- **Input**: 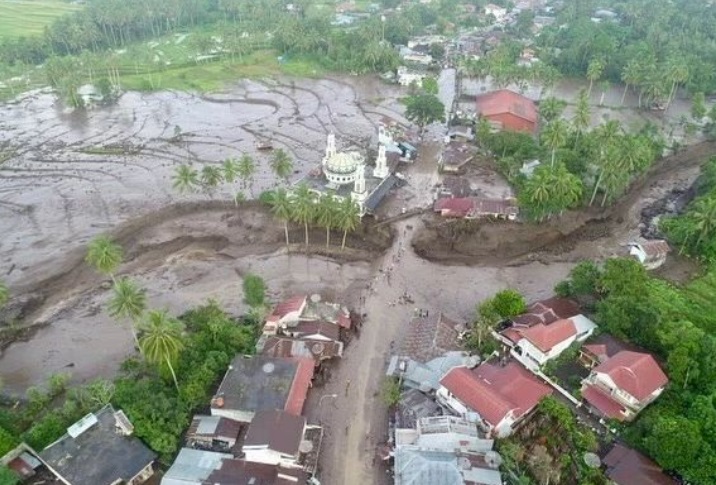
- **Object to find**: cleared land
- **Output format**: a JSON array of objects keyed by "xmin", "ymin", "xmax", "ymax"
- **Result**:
[{"xmin": 0, "ymin": 0, "xmax": 81, "ymax": 39}]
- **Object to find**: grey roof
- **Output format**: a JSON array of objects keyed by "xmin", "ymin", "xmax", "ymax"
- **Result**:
[
  {"xmin": 40, "ymin": 404, "xmax": 155, "ymax": 485},
  {"xmin": 212, "ymin": 355, "xmax": 298, "ymax": 414},
  {"xmin": 394, "ymin": 447, "xmax": 502, "ymax": 485},
  {"xmin": 395, "ymin": 389, "xmax": 441, "ymax": 429},
  {"xmin": 394, "ymin": 448, "xmax": 465, "ymax": 485},
  {"xmin": 387, "ymin": 352, "xmax": 468, "ymax": 392},
  {"xmin": 365, "ymin": 174, "xmax": 401, "ymax": 213},
  {"xmin": 161, "ymin": 448, "xmax": 231, "ymax": 485}
]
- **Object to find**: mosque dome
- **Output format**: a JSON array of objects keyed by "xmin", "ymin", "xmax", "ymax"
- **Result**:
[{"xmin": 323, "ymin": 151, "xmax": 364, "ymax": 185}]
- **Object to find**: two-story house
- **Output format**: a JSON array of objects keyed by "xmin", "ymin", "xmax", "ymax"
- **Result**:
[
  {"xmin": 436, "ymin": 362, "xmax": 552, "ymax": 437},
  {"xmin": 581, "ymin": 350, "xmax": 668, "ymax": 422}
]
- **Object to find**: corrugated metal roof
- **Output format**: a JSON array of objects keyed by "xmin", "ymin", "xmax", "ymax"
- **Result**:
[{"xmin": 161, "ymin": 448, "xmax": 231, "ymax": 485}]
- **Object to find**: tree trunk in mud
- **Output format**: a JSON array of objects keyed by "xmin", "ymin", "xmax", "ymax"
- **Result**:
[
  {"xmin": 165, "ymin": 355, "xmax": 179, "ymax": 393},
  {"xmin": 621, "ymin": 84, "xmax": 628, "ymax": 106},
  {"xmin": 304, "ymin": 223, "xmax": 309, "ymax": 246},
  {"xmin": 590, "ymin": 171, "xmax": 604, "ymax": 206},
  {"xmin": 342, "ymin": 230, "xmax": 348, "ymax": 250},
  {"xmin": 284, "ymin": 221, "xmax": 289, "ymax": 246},
  {"xmin": 326, "ymin": 227, "xmax": 331, "ymax": 248}
]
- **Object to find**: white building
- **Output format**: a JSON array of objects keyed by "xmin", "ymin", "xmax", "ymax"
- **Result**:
[
  {"xmin": 397, "ymin": 66, "xmax": 427, "ymax": 86},
  {"xmin": 299, "ymin": 132, "xmax": 401, "ymax": 216},
  {"xmin": 484, "ymin": 3, "xmax": 508, "ymax": 21},
  {"xmin": 628, "ymin": 240, "xmax": 670, "ymax": 270}
]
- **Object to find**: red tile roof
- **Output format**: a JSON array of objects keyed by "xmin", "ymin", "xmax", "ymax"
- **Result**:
[
  {"xmin": 398, "ymin": 313, "xmax": 462, "ymax": 362},
  {"xmin": 594, "ymin": 351, "xmax": 668, "ymax": 401},
  {"xmin": 511, "ymin": 297, "xmax": 580, "ymax": 327},
  {"xmin": 440, "ymin": 362, "xmax": 552, "ymax": 427},
  {"xmin": 582, "ymin": 385, "xmax": 626, "ymax": 421},
  {"xmin": 520, "ymin": 318, "xmax": 577, "ymax": 352},
  {"xmin": 582, "ymin": 334, "xmax": 631, "ymax": 364},
  {"xmin": 434, "ymin": 197, "xmax": 475, "ymax": 217},
  {"xmin": 284, "ymin": 357, "xmax": 314, "ymax": 416},
  {"xmin": 475, "ymin": 90, "xmax": 538, "ymax": 123},
  {"xmin": 603, "ymin": 444, "xmax": 676, "ymax": 485},
  {"xmin": 267, "ymin": 295, "xmax": 307, "ymax": 323}
]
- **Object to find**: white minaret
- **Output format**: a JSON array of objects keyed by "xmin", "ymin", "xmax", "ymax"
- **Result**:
[
  {"xmin": 373, "ymin": 144, "xmax": 389, "ymax": 179},
  {"xmin": 352, "ymin": 162, "xmax": 368, "ymax": 207},
  {"xmin": 325, "ymin": 132, "xmax": 336, "ymax": 160}
]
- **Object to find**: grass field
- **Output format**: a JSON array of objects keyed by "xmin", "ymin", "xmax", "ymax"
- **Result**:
[{"xmin": 0, "ymin": 0, "xmax": 81, "ymax": 39}]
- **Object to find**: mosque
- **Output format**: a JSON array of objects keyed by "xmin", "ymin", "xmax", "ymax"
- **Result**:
[{"xmin": 300, "ymin": 132, "xmax": 403, "ymax": 217}]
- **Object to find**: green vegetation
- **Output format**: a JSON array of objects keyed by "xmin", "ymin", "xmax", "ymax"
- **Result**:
[
  {"xmin": 466, "ymin": 289, "xmax": 526, "ymax": 355},
  {"xmin": 0, "ymin": 0, "xmax": 81, "ymax": 39},
  {"xmin": 555, "ymin": 257, "xmax": 716, "ymax": 483},
  {"xmin": 662, "ymin": 157, "xmax": 716, "ymax": 262},
  {"xmin": 405, "ymin": 93, "xmax": 445, "ymax": 132},
  {"xmin": 0, "ymin": 465, "xmax": 19, "ymax": 485},
  {"xmin": 381, "ymin": 377, "xmax": 401, "ymax": 406},
  {"xmin": 539, "ymin": 0, "xmax": 716, "ymax": 98},
  {"xmin": 242, "ymin": 274, "xmax": 267, "ymax": 309},
  {"xmin": 265, "ymin": 184, "xmax": 362, "ymax": 251},
  {"xmin": 0, "ymin": 280, "xmax": 8, "ymax": 308},
  {"xmin": 482, "ymin": 111, "xmax": 662, "ymax": 221}
]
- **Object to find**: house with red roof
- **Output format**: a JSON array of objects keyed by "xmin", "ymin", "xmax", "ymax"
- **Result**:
[
  {"xmin": 581, "ymin": 350, "xmax": 668, "ymax": 422},
  {"xmin": 602, "ymin": 443, "xmax": 676, "ymax": 485},
  {"xmin": 475, "ymin": 89, "xmax": 538, "ymax": 134},
  {"xmin": 494, "ymin": 297, "xmax": 596, "ymax": 368},
  {"xmin": 436, "ymin": 362, "xmax": 552, "ymax": 437},
  {"xmin": 263, "ymin": 294, "xmax": 351, "ymax": 337}
]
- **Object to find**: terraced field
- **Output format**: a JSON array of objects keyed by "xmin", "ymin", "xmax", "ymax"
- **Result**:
[{"xmin": 0, "ymin": 0, "xmax": 81, "ymax": 39}]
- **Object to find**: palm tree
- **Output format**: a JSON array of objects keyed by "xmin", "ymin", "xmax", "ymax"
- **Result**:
[
  {"xmin": 572, "ymin": 89, "xmax": 591, "ymax": 139},
  {"xmin": 291, "ymin": 184, "xmax": 316, "ymax": 246},
  {"xmin": 139, "ymin": 309, "xmax": 185, "ymax": 392},
  {"xmin": 620, "ymin": 60, "xmax": 640, "ymax": 106},
  {"xmin": 665, "ymin": 58, "xmax": 689, "ymax": 111},
  {"xmin": 0, "ymin": 280, "xmax": 8, "ymax": 308},
  {"xmin": 236, "ymin": 154, "xmax": 257, "ymax": 195},
  {"xmin": 270, "ymin": 149, "xmax": 294, "ymax": 184},
  {"xmin": 86, "ymin": 235, "xmax": 123, "ymax": 279},
  {"xmin": 269, "ymin": 188, "xmax": 292, "ymax": 245},
  {"xmin": 692, "ymin": 196, "xmax": 716, "ymax": 248},
  {"xmin": 538, "ymin": 97, "xmax": 565, "ymax": 123},
  {"xmin": 551, "ymin": 164, "xmax": 583, "ymax": 212},
  {"xmin": 107, "ymin": 277, "xmax": 146, "ymax": 349},
  {"xmin": 586, "ymin": 58, "xmax": 604, "ymax": 97},
  {"xmin": 475, "ymin": 117, "xmax": 492, "ymax": 148},
  {"xmin": 316, "ymin": 192, "xmax": 337, "ymax": 248},
  {"xmin": 200, "ymin": 165, "xmax": 224, "ymax": 196},
  {"xmin": 172, "ymin": 164, "xmax": 199, "ymax": 194},
  {"xmin": 338, "ymin": 197, "xmax": 361, "ymax": 250},
  {"xmin": 542, "ymin": 119, "xmax": 568, "ymax": 167},
  {"xmin": 222, "ymin": 158, "xmax": 238, "ymax": 184}
]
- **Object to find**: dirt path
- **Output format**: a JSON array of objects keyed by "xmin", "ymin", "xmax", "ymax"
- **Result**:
[{"xmin": 304, "ymin": 218, "xmax": 574, "ymax": 484}]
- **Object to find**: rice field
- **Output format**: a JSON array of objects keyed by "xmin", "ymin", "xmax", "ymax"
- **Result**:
[{"xmin": 0, "ymin": 0, "xmax": 81, "ymax": 39}]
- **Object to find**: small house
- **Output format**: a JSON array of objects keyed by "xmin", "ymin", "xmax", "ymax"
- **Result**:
[
  {"xmin": 628, "ymin": 240, "xmax": 670, "ymax": 270},
  {"xmin": 438, "ymin": 141, "xmax": 477, "ymax": 173},
  {"xmin": 241, "ymin": 410, "xmax": 313, "ymax": 468},
  {"xmin": 161, "ymin": 448, "xmax": 231, "ymax": 485},
  {"xmin": 581, "ymin": 351, "xmax": 668, "ymax": 422},
  {"xmin": 437, "ymin": 362, "xmax": 552, "ymax": 437},
  {"xmin": 475, "ymin": 90, "xmax": 538, "ymax": 134},
  {"xmin": 602, "ymin": 444, "xmax": 676, "ymax": 485},
  {"xmin": 39, "ymin": 405, "xmax": 155, "ymax": 485},
  {"xmin": 186, "ymin": 415, "xmax": 244, "ymax": 452}
]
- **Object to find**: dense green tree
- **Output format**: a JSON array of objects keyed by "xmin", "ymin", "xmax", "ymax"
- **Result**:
[
  {"xmin": 242, "ymin": 274, "xmax": 266, "ymax": 309},
  {"xmin": 586, "ymin": 58, "xmax": 604, "ymax": 97},
  {"xmin": 643, "ymin": 415, "xmax": 703, "ymax": 472},
  {"xmin": 542, "ymin": 119, "xmax": 569, "ymax": 167},
  {"xmin": 404, "ymin": 94, "xmax": 445, "ymax": 132},
  {"xmin": 200, "ymin": 165, "xmax": 223, "ymax": 195},
  {"xmin": 491, "ymin": 289, "xmax": 526, "ymax": 318},
  {"xmin": 337, "ymin": 197, "xmax": 361, "ymax": 250},
  {"xmin": 538, "ymin": 97, "xmax": 566, "ymax": 123},
  {"xmin": 691, "ymin": 92, "xmax": 707, "ymax": 121},
  {"xmin": 222, "ymin": 158, "xmax": 238, "ymax": 184}
]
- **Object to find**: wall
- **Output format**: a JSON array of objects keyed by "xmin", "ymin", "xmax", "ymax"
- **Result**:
[
  {"xmin": 211, "ymin": 408, "xmax": 254, "ymax": 424},
  {"xmin": 486, "ymin": 113, "xmax": 536, "ymax": 134}
]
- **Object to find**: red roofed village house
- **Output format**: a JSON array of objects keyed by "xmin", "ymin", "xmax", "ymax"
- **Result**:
[
  {"xmin": 494, "ymin": 297, "xmax": 596, "ymax": 368},
  {"xmin": 475, "ymin": 89, "xmax": 539, "ymax": 134},
  {"xmin": 581, "ymin": 350, "xmax": 668, "ymax": 422},
  {"xmin": 436, "ymin": 362, "xmax": 552, "ymax": 437}
]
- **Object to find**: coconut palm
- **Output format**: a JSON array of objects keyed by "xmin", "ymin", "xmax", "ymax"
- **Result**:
[
  {"xmin": 692, "ymin": 196, "xmax": 716, "ymax": 248},
  {"xmin": 86, "ymin": 235, "xmax": 123, "ymax": 279},
  {"xmin": 551, "ymin": 164, "xmax": 583, "ymax": 212},
  {"xmin": 138, "ymin": 309, "xmax": 185, "ymax": 392},
  {"xmin": 291, "ymin": 184, "xmax": 316, "ymax": 246},
  {"xmin": 107, "ymin": 277, "xmax": 146, "ymax": 349},
  {"xmin": 475, "ymin": 117, "xmax": 492, "ymax": 147},
  {"xmin": 586, "ymin": 58, "xmax": 604, "ymax": 97},
  {"xmin": 542, "ymin": 119, "xmax": 568, "ymax": 167},
  {"xmin": 316, "ymin": 192, "xmax": 337, "ymax": 248},
  {"xmin": 338, "ymin": 197, "xmax": 361, "ymax": 250},
  {"xmin": 0, "ymin": 280, "xmax": 8, "ymax": 308},
  {"xmin": 665, "ymin": 58, "xmax": 689, "ymax": 111},
  {"xmin": 200, "ymin": 165, "xmax": 224, "ymax": 196},
  {"xmin": 236, "ymin": 154, "xmax": 257, "ymax": 195},
  {"xmin": 222, "ymin": 158, "xmax": 238, "ymax": 184},
  {"xmin": 269, "ymin": 188, "xmax": 292, "ymax": 245},
  {"xmin": 172, "ymin": 164, "xmax": 199, "ymax": 194},
  {"xmin": 572, "ymin": 89, "xmax": 591, "ymax": 139},
  {"xmin": 270, "ymin": 149, "xmax": 294, "ymax": 184},
  {"xmin": 620, "ymin": 60, "xmax": 640, "ymax": 106},
  {"xmin": 538, "ymin": 97, "xmax": 565, "ymax": 123}
]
